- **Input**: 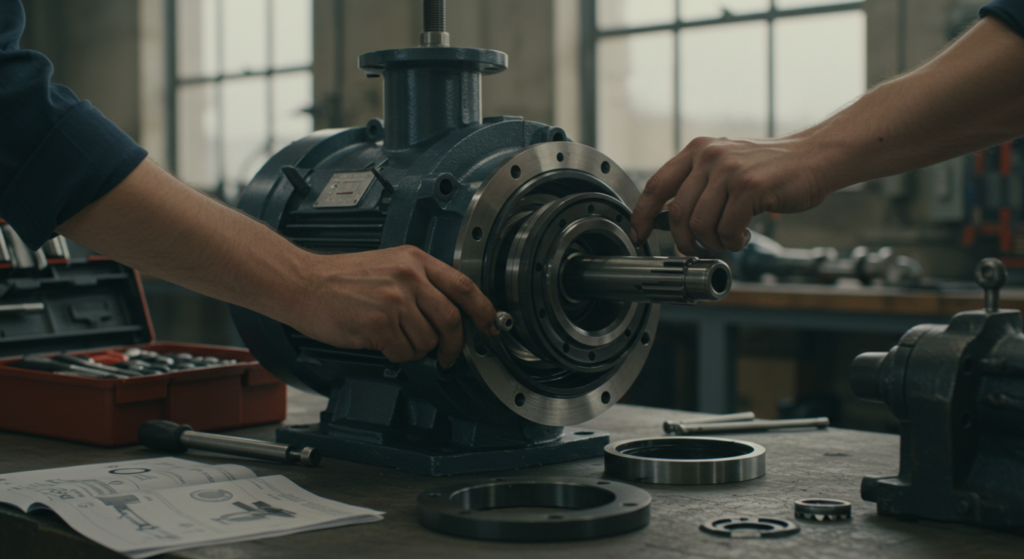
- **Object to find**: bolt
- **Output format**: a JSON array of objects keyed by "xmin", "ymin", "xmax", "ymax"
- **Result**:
[{"xmin": 494, "ymin": 311, "xmax": 514, "ymax": 333}]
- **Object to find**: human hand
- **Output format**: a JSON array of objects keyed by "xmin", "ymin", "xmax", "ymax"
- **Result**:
[
  {"xmin": 287, "ymin": 245, "xmax": 498, "ymax": 369},
  {"xmin": 630, "ymin": 136, "xmax": 832, "ymax": 254}
]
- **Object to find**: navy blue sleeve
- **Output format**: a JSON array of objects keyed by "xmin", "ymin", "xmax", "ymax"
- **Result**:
[
  {"xmin": 0, "ymin": 0, "xmax": 148, "ymax": 250},
  {"xmin": 981, "ymin": 0, "xmax": 1024, "ymax": 39}
]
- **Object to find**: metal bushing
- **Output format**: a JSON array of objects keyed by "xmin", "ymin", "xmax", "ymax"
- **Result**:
[
  {"xmin": 417, "ymin": 476, "xmax": 651, "ymax": 542},
  {"xmin": 794, "ymin": 498, "xmax": 852, "ymax": 521},
  {"xmin": 700, "ymin": 517, "xmax": 800, "ymax": 539},
  {"xmin": 604, "ymin": 437, "xmax": 766, "ymax": 485}
]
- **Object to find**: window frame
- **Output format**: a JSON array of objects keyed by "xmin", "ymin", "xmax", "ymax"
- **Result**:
[
  {"xmin": 579, "ymin": 0, "xmax": 866, "ymax": 151},
  {"xmin": 165, "ymin": 0, "xmax": 314, "ymax": 200}
]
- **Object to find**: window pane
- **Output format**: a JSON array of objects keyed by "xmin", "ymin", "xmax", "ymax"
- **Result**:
[
  {"xmin": 272, "ymin": 71, "xmax": 314, "ymax": 146},
  {"xmin": 596, "ymin": 31, "xmax": 675, "ymax": 175},
  {"xmin": 222, "ymin": 76, "xmax": 269, "ymax": 201},
  {"xmin": 177, "ymin": 82, "xmax": 219, "ymax": 190},
  {"xmin": 775, "ymin": 0, "xmax": 861, "ymax": 9},
  {"xmin": 176, "ymin": 0, "xmax": 218, "ymax": 79},
  {"xmin": 774, "ymin": 10, "xmax": 866, "ymax": 136},
  {"xmin": 680, "ymin": 0, "xmax": 770, "ymax": 22},
  {"xmin": 597, "ymin": 0, "xmax": 675, "ymax": 30},
  {"xmin": 680, "ymin": 21, "xmax": 769, "ymax": 145},
  {"xmin": 271, "ymin": 0, "xmax": 313, "ymax": 68},
  {"xmin": 223, "ymin": 0, "xmax": 268, "ymax": 75}
]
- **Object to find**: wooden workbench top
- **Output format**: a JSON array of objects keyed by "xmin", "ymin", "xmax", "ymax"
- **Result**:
[
  {"xmin": 1, "ymin": 389, "xmax": 1021, "ymax": 558},
  {"xmin": 716, "ymin": 281, "xmax": 1024, "ymax": 316}
]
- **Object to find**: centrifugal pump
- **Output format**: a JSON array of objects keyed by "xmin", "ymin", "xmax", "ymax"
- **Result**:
[{"xmin": 231, "ymin": 0, "xmax": 732, "ymax": 475}]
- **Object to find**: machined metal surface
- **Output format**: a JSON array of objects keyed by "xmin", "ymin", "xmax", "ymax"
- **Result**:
[
  {"xmin": 416, "ymin": 476, "xmax": 651, "ymax": 541},
  {"xmin": 604, "ymin": 436, "xmax": 765, "ymax": 485},
  {"xmin": 663, "ymin": 417, "xmax": 829, "ymax": 435},
  {"xmin": 562, "ymin": 256, "xmax": 731, "ymax": 304},
  {"xmin": 179, "ymin": 431, "xmax": 321, "ymax": 467},
  {"xmin": 794, "ymin": 498, "xmax": 852, "ymax": 521},
  {"xmin": 700, "ymin": 517, "xmax": 800, "ymax": 539}
]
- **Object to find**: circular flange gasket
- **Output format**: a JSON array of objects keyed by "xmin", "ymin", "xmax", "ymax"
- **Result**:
[
  {"xmin": 604, "ymin": 437, "xmax": 766, "ymax": 485},
  {"xmin": 700, "ymin": 517, "xmax": 800, "ymax": 539},
  {"xmin": 794, "ymin": 498, "xmax": 852, "ymax": 521},
  {"xmin": 417, "ymin": 476, "xmax": 651, "ymax": 542}
]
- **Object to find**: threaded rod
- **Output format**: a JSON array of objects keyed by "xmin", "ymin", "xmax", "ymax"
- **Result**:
[{"xmin": 423, "ymin": 0, "xmax": 446, "ymax": 32}]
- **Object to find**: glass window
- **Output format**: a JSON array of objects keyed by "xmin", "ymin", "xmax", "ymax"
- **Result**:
[
  {"xmin": 172, "ymin": 0, "xmax": 314, "ymax": 202},
  {"xmin": 589, "ymin": 0, "xmax": 865, "ymax": 176},
  {"xmin": 596, "ymin": 31, "xmax": 676, "ymax": 174}
]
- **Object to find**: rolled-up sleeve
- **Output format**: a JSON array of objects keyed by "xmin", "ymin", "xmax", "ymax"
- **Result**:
[
  {"xmin": 0, "ymin": 0, "xmax": 147, "ymax": 249},
  {"xmin": 981, "ymin": 0, "xmax": 1024, "ymax": 39}
]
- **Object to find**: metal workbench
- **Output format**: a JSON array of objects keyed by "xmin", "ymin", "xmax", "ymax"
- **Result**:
[{"xmin": 1, "ymin": 388, "xmax": 1021, "ymax": 558}]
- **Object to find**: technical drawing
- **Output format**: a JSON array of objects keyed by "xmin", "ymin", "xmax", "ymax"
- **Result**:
[{"xmin": 212, "ymin": 501, "xmax": 296, "ymax": 524}]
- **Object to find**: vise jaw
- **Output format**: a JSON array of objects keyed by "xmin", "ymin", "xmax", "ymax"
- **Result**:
[{"xmin": 850, "ymin": 258, "xmax": 1024, "ymax": 529}]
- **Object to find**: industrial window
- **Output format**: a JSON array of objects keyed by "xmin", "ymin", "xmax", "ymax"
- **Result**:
[
  {"xmin": 169, "ymin": 0, "xmax": 314, "ymax": 202},
  {"xmin": 584, "ymin": 0, "xmax": 866, "ymax": 178}
]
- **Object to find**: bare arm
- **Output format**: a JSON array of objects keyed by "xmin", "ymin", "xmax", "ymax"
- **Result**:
[
  {"xmin": 56, "ymin": 159, "xmax": 498, "ymax": 368},
  {"xmin": 631, "ymin": 16, "xmax": 1024, "ymax": 253}
]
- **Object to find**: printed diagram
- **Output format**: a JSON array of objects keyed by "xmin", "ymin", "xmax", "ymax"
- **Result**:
[
  {"xmin": 190, "ymin": 489, "xmax": 233, "ymax": 503},
  {"xmin": 213, "ymin": 501, "xmax": 297, "ymax": 524},
  {"xmin": 97, "ymin": 495, "xmax": 158, "ymax": 531}
]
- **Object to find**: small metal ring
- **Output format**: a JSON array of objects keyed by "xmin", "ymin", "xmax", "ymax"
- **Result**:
[
  {"xmin": 794, "ymin": 498, "xmax": 852, "ymax": 521},
  {"xmin": 700, "ymin": 517, "xmax": 800, "ymax": 538},
  {"xmin": 417, "ymin": 476, "xmax": 651, "ymax": 542},
  {"xmin": 604, "ymin": 437, "xmax": 765, "ymax": 485}
]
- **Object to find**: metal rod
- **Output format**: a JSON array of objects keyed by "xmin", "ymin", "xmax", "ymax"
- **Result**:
[
  {"xmin": 180, "ymin": 431, "xmax": 321, "ymax": 466},
  {"xmin": 562, "ymin": 256, "xmax": 732, "ymax": 305},
  {"xmin": 665, "ymin": 417, "xmax": 829, "ymax": 435},
  {"xmin": 663, "ymin": 412, "xmax": 754, "ymax": 432}
]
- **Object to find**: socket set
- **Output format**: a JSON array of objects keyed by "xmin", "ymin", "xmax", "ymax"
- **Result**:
[
  {"xmin": 12, "ymin": 350, "xmax": 241, "ymax": 380},
  {"xmin": 0, "ymin": 223, "xmax": 286, "ymax": 446}
]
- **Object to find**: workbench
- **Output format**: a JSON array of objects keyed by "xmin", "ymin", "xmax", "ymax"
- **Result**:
[
  {"xmin": 663, "ymin": 282, "xmax": 1024, "ymax": 413},
  {"xmin": 2, "ymin": 388, "xmax": 1021, "ymax": 558}
]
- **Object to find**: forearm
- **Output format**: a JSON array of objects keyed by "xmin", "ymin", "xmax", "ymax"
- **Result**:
[
  {"xmin": 803, "ymin": 16, "xmax": 1024, "ymax": 191},
  {"xmin": 56, "ymin": 159, "xmax": 308, "ymax": 324}
]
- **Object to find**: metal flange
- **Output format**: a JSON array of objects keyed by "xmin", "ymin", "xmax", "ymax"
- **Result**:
[
  {"xmin": 417, "ymin": 476, "xmax": 651, "ymax": 541},
  {"xmin": 604, "ymin": 437, "xmax": 766, "ymax": 485}
]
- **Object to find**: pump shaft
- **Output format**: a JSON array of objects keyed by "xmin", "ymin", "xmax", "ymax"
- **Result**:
[{"xmin": 562, "ymin": 256, "xmax": 731, "ymax": 305}]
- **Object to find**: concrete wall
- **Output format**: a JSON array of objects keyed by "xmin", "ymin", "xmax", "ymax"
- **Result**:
[
  {"xmin": 20, "ymin": 0, "xmax": 142, "ymax": 141},
  {"xmin": 311, "ymin": 0, "xmax": 564, "ymax": 133}
]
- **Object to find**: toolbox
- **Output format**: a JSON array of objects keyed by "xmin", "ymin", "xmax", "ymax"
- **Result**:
[{"xmin": 0, "ymin": 228, "xmax": 286, "ymax": 446}]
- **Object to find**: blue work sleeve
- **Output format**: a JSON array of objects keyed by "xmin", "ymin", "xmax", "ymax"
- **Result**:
[
  {"xmin": 981, "ymin": 0, "xmax": 1024, "ymax": 40},
  {"xmin": 0, "ymin": 0, "xmax": 148, "ymax": 250}
]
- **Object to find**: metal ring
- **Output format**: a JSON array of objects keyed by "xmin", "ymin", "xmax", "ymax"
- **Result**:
[
  {"xmin": 417, "ymin": 476, "xmax": 651, "ymax": 542},
  {"xmin": 604, "ymin": 437, "xmax": 766, "ymax": 485},
  {"xmin": 700, "ymin": 517, "xmax": 800, "ymax": 539},
  {"xmin": 794, "ymin": 498, "xmax": 852, "ymax": 521}
]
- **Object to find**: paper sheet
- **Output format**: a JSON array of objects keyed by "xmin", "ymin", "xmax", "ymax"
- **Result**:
[
  {"xmin": 0, "ymin": 457, "xmax": 255, "ymax": 512},
  {"xmin": 44, "ymin": 475, "xmax": 384, "ymax": 558}
]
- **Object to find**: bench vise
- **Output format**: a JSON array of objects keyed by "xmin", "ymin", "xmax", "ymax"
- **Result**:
[{"xmin": 851, "ymin": 258, "xmax": 1024, "ymax": 529}]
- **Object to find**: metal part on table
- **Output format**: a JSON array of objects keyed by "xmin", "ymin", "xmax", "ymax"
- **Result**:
[
  {"xmin": 737, "ymin": 230, "xmax": 923, "ymax": 286},
  {"xmin": 137, "ymin": 420, "xmax": 321, "ymax": 467},
  {"xmin": 851, "ymin": 258, "xmax": 1024, "ymax": 529},
  {"xmin": 662, "ymin": 412, "xmax": 755, "ymax": 429},
  {"xmin": 663, "ymin": 417, "xmax": 829, "ymax": 435},
  {"xmin": 229, "ymin": 0, "xmax": 733, "ymax": 475},
  {"xmin": 700, "ymin": 517, "xmax": 800, "ymax": 538},
  {"xmin": 794, "ymin": 498, "xmax": 852, "ymax": 521},
  {"xmin": 604, "ymin": 437, "xmax": 765, "ymax": 485},
  {"xmin": 416, "ymin": 476, "xmax": 651, "ymax": 542}
]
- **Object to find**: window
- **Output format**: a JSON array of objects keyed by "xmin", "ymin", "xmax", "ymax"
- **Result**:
[
  {"xmin": 585, "ymin": 0, "xmax": 865, "ymax": 178},
  {"xmin": 169, "ymin": 0, "xmax": 314, "ymax": 202}
]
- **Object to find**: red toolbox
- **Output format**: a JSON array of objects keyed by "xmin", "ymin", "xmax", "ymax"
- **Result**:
[{"xmin": 0, "ymin": 232, "xmax": 286, "ymax": 446}]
